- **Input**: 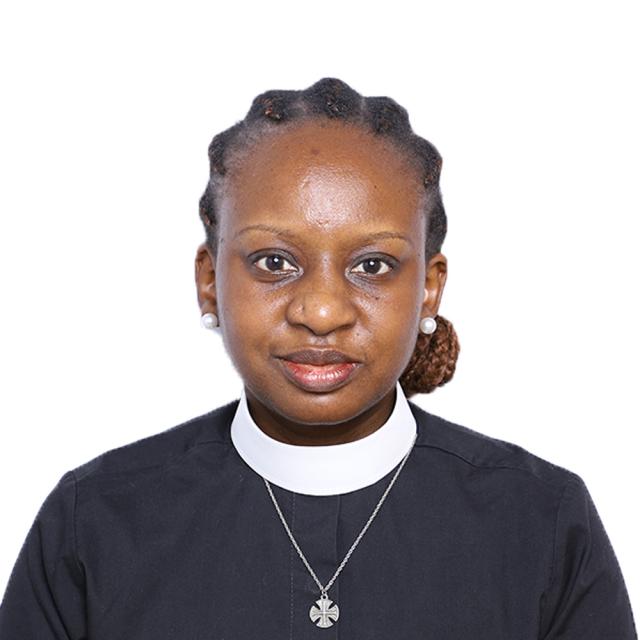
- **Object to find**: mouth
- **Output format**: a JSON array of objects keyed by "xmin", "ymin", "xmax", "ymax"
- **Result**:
[{"xmin": 275, "ymin": 350, "xmax": 362, "ymax": 392}]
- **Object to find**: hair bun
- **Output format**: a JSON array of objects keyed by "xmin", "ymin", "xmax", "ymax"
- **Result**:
[{"xmin": 399, "ymin": 314, "xmax": 460, "ymax": 397}]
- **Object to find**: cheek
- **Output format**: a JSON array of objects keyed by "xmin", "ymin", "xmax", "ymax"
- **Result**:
[
  {"xmin": 355, "ymin": 287, "xmax": 421, "ymax": 366},
  {"xmin": 367, "ymin": 295, "xmax": 419, "ymax": 347},
  {"xmin": 216, "ymin": 271, "xmax": 286, "ymax": 366},
  {"xmin": 363, "ymin": 275, "xmax": 423, "ymax": 356},
  {"xmin": 222, "ymin": 290, "xmax": 274, "ymax": 344},
  {"xmin": 360, "ymin": 267, "xmax": 423, "ymax": 323}
]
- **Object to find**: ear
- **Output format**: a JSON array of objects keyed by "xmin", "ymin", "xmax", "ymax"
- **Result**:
[
  {"xmin": 422, "ymin": 252, "xmax": 448, "ymax": 317},
  {"xmin": 195, "ymin": 242, "xmax": 218, "ymax": 317}
]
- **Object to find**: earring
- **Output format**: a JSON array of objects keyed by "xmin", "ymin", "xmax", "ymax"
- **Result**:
[
  {"xmin": 201, "ymin": 312, "xmax": 219, "ymax": 330},
  {"xmin": 419, "ymin": 316, "xmax": 437, "ymax": 335}
]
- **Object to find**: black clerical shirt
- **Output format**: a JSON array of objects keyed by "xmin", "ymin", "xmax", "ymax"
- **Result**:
[{"xmin": 0, "ymin": 399, "xmax": 637, "ymax": 639}]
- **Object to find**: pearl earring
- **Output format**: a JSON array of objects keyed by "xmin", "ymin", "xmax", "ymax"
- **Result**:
[
  {"xmin": 419, "ymin": 316, "xmax": 437, "ymax": 335},
  {"xmin": 201, "ymin": 312, "xmax": 219, "ymax": 330}
]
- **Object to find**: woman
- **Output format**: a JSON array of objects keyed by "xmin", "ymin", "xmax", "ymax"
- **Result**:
[{"xmin": 0, "ymin": 78, "xmax": 636, "ymax": 638}]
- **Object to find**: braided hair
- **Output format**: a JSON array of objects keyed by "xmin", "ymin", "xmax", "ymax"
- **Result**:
[{"xmin": 198, "ymin": 78, "xmax": 460, "ymax": 397}]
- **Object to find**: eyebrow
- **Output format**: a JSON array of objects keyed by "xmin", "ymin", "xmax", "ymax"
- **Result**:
[{"xmin": 233, "ymin": 224, "xmax": 413, "ymax": 245}]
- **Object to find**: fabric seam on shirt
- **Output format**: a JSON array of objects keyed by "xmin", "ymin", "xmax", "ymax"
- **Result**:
[
  {"xmin": 537, "ymin": 472, "xmax": 578, "ymax": 639},
  {"xmin": 71, "ymin": 406, "xmax": 235, "ymax": 481},
  {"xmin": 69, "ymin": 469, "xmax": 84, "ymax": 577},
  {"xmin": 72, "ymin": 440, "xmax": 228, "ymax": 483},
  {"xmin": 413, "ymin": 443, "xmax": 569, "ymax": 490}
]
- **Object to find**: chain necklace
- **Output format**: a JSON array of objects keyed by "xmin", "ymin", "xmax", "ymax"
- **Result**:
[{"xmin": 263, "ymin": 431, "xmax": 417, "ymax": 628}]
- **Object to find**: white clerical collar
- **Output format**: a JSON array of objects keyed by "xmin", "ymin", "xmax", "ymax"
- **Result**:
[{"xmin": 230, "ymin": 381, "xmax": 417, "ymax": 496}]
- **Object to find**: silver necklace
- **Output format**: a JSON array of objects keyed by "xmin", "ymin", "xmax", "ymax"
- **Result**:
[{"xmin": 263, "ymin": 431, "xmax": 418, "ymax": 628}]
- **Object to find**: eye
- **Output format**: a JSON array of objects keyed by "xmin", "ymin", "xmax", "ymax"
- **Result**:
[
  {"xmin": 351, "ymin": 256, "xmax": 394, "ymax": 276},
  {"xmin": 252, "ymin": 253, "xmax": 298, "ymax": 274}
]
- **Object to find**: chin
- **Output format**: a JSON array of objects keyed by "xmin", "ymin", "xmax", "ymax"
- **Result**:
[{"xmin": 268, "ymin": 386, "xmax": 378, "ymax": 425}]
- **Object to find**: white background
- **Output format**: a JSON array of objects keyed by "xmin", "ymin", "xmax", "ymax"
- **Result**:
[{"xmin": 1, "ymin": 0, "xmax": 638, "ymax": 618}]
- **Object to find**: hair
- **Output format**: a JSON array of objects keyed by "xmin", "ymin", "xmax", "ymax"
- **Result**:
[{"xmin": 198, "ymin": 78, "xmax": 460, "ymax": 397}]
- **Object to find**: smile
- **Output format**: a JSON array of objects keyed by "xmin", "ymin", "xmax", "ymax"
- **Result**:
[{"xmin": 277, "ymin": 359, "xmax": 361, "ymax": 392}]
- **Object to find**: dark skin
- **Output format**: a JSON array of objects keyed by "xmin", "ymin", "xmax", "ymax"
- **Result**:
[{"xmin": 195, "ymin": 119, "xmax": 447, "ymax": 446}]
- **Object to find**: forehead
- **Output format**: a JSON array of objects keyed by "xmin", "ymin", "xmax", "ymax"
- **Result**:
[{"xmin": 217, "ymin": 119, "xmax": 425, "ymax": 239}]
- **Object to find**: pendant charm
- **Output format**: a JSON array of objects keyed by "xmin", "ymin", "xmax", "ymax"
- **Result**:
[{"xmin": 310, "ymin": 592, "xmax": 339, "ymax": 628}]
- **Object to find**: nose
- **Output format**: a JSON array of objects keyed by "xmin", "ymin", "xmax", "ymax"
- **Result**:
[{"xmin": 285, "ymin": 265, "xmax": 358, "ymax": 336}]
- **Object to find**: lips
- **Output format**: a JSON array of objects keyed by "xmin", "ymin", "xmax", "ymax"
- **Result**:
[{"xmin": 276, "ymin": 349, "xmax": 361, "ymax": 392}]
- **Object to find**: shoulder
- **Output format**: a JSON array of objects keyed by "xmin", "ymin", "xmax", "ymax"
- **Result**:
[
  {"xmin": 408, "ymin": 400, "xmax": 577, "ymax": 494},
  {"xmin": 70, "ymin": 399, "xmax": 240, "ymax": 484}
]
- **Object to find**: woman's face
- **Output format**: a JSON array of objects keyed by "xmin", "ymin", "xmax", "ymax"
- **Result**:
[{"xmin": 196, "ymin": 119, "xmax": 447, "ymax": 444}]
